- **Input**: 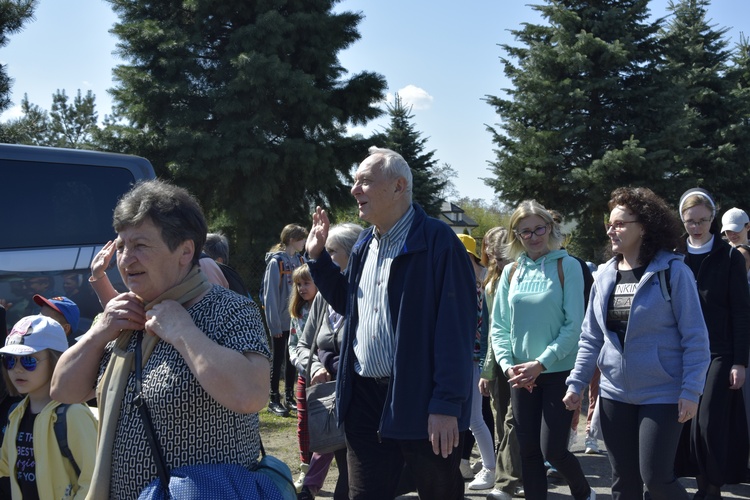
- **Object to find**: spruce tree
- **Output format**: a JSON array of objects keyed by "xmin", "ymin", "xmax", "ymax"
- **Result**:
[
  {"xmin": 0, "ymin": 0, "xmax": 36, "ymax": 117},
  {"xmin": 372, "ymin": 94, "xmax": 446, "ymax": 217},
  {"xmin": 661, "ymin": 0, "xmax": 750, "ymax": 210},
  {"xmin": 104, "ymin": 0, "xmax": 387, "ymax": 257},
  {"xmin": 485, "ymin": 0, "xmax": 679, "ymax": 260}
]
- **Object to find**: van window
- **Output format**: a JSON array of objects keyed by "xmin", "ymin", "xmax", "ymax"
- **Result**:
[
  {"xmin": 0, "ymin": 145, "xmax": 155, "ymax": 336},
  {"xmin": 1, "ymin": 160, "xmax": 134, "ymax": 249}
]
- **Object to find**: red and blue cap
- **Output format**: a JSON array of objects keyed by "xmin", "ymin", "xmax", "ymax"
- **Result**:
[{"xmin": 33, "ymin": 295, "xmax": 80, "ymax": 333}]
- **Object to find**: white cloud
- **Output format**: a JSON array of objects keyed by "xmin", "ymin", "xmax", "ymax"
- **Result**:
[
  {"xmin": 82, "ymin": 80, "xmax": 92, "ymax": 88},
  {"xmin": 0, "ymin": 104, "xmax": 24, "ymax": 121},
  {"xmin": 394, "ymin": 84, "xmax": 434, "ymax": 111}
]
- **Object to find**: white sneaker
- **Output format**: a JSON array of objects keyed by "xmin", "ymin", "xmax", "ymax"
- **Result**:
[
  {"xmin": 486, "ymin": 488, "xmax": 512, "ymax": 500},
  {"xmin": 587, "ymin": 489, "xmax": 596, "ymax": 500},
  {"xmin": 584, "ymin": 435, "xmax": 600, "ymax": 454},
  {"xmin": 568, "ymin": 429, "xmax": 579, "ymax": 450},
  {"xmin": 460, "ymin": 459, "xmax": 474, "ymax": 480},
  {"xmin": 294, "ymin": 462, "xmax": 309, "ymax": 493},
  {"xmin": 468, "ymin": 467, "xmax": 495, "ymax": 490}
]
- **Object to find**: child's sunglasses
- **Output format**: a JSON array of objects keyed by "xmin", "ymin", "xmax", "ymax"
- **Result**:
[{"xmin": 1, "ymin": 355, "xmax": 46, "ymax": 372}]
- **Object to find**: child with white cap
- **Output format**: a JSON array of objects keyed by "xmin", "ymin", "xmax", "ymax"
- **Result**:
[{"xmin": 0, "ymin": 315, "xmax": 96, "ymax": 499}]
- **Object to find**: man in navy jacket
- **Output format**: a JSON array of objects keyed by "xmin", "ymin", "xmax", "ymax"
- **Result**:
[{"xmin": 306, "ymin": 147, "xmax": 475, "ymax": 499}]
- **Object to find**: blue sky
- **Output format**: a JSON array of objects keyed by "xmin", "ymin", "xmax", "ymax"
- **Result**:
[{"xmin": 1, "ymin": 0, "xmax": 748, "ymax": 203}]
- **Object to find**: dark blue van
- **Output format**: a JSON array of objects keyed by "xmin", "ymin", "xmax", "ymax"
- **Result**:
[{"xmin": 0, "ymin": 144, "xmax": 155, "ymax": 333}]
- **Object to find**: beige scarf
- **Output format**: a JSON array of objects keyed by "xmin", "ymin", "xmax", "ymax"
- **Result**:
[{"xmin": 87, "ymin": 266, "xmax": 212, "ymax": 499}]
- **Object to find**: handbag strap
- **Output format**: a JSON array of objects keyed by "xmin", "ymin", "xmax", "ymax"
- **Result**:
[
  {"xmin": 134, "ymin": 331, "xmax": 274, "ymax": 492},
  {"xmin": 134, "ymin": 331, "xmax": 172, "ymax": 498},
  {"xmin": 304, "ymin": 300, "xmax": 328, "ymax": 382}
]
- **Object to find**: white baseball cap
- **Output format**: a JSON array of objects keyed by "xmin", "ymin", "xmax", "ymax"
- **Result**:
[
  {"xmin": 721, "ymin": 207, "xmax": 750, "ymax": 233},
  {"xmin": 0, "ymin": 315, "xmax": 69, "ymax": 356}
]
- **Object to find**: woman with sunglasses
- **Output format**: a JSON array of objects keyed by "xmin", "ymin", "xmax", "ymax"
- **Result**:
[
  {"xmin": 0, "ymin": 314, "xmax": 96, "ymax": 499},
  {"xmin": 490, "ymin": 200, "xmax": 593, "ymax": 500},
  {"xmin": 565, "ymin": 187, "xmax": 710, "ymax": 500},
  {"xmin": 672, "ymin": 189, "xmax": 750, "ymax": 500}
]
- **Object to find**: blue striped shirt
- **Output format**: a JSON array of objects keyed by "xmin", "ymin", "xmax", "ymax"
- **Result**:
[{"xmin": 354, "ymin": 206, "xmax": 415, "ymax": 377}]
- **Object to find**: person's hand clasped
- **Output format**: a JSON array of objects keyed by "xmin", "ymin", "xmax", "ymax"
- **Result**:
[
  {"xmin": 428, "ymin": 414, "xmax": 459, "ymax": 458},
  {"xmin": 507, "ymin": 360, "xmax": 543, "ymax": 392},
  {"xmin": 305, "ymin": 206, "xmax": 330, "ymax": 260},
  {"xmin": 677, "ymin": 398, "xmax": 698, "ymax": 423}
]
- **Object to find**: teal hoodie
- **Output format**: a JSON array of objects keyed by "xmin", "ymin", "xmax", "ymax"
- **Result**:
[{"xmin": 491, "ymin": 249, "xmax": 585, "ymax": 375}]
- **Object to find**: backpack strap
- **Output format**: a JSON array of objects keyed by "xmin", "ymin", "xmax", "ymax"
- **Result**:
[
  {"xmin": 54, "ymin": 404, "xmax": 81, "ymax": 478},
  {"xmin": 658, "ymin": 265, "xmax": 672, "ymax": 303},
  {"xmin": 507, "ymin": 262, "xmax": 518, "ymax": 285}
]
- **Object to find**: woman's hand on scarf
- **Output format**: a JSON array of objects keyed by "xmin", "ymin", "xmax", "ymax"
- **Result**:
[
  {"xmin": 94, "ymin": 292, "xmax": 146, "ymax": 340},
  {"xmin": 145, "ymin": 300, "xmax": 199, "ymax": 345}
]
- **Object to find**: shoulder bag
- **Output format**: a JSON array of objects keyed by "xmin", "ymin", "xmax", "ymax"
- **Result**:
[
  {"xmin": 305, "ymin": 306, "xmax": 347, "ymax": 454},
  {"xmin": 133, "ymin": 331, "xmax": 295, "ymax": 500}
]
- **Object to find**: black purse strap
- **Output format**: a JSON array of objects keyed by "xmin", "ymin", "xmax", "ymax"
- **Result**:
[
  {"xmin": 134, "ymin": 331, "xmax": 172, "ymax": 498},
  {"xmin": 133, "ymin": 330, "xmax": 271, "ymax": 491}
]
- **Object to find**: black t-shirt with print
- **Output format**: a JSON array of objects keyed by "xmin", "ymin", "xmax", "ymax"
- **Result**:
[
  {"xmin": 16, "ymin": 405, "xmax": 39, "ymax": 500},
  {"xmin": 607, "ymin": 265, "xmax": 646, "ymax": 349}
]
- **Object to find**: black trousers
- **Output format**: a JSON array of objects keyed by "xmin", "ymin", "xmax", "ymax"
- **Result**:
[
  {"xmin": 344, "ymin": 373, "xmax": 464, "ymax": 500},
  {"xmin": 600, "ymin": 397, "xmax": 689, "ymax": 500},
  {"xmin": 511, "ymin": 370, "xmax": 590, "ymax": 500},
  {"xmin": 270, "ymin": 331, "xmax": 295, "ymax": 394}
]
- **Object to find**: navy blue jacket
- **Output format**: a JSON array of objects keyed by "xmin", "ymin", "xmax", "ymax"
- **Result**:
[{"xmin": 308, "ymin": 204, "xmax": 476, "ymax": 439}]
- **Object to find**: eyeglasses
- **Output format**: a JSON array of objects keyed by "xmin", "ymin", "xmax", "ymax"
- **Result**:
[
  {"xmin": 514, "ymin": 224, "xmax": 549, "ymax": 240},
  {"xmin": 1, "ymin": 355, "xmax": 47, "ymax": 372},
  {"xmin": 683, "ymin": 218, "xmax": 712, "ymax": 227},
  {"xmin": 604, "ymin": 220, "xmax": 639, "ymax": 231}
]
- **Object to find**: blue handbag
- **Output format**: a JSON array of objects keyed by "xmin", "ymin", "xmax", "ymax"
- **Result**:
[{"xmin": 133, "ymin": 332, "xmax": 295, "ymax": 499}]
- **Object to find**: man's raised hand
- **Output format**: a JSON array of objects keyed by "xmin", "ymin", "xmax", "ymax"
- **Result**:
[{"xmin": 306, "ymin": 206, "xmax": 330, "ymax": 260}]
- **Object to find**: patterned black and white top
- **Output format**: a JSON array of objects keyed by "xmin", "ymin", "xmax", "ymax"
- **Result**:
[{"xmin": 96, "ymin": 286, "xmax": 272, "ymax": 499}]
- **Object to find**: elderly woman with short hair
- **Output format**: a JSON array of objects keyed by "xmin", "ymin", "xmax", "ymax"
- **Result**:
[{"xmin": 51, "ymin": 179, "xmax": 271, "ymax": 499}]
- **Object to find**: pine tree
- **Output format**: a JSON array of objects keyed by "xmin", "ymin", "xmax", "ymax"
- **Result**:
[
  {"xmin": 722, "ymin": 34, "xmax": 750, "ymax": 210},
  {"xmin": 103, "ymin": 0, "xmax": 387, "ymax": 257},
  {"xmin": 660, "ymin": 0, "xmax": 745, "ymax": 207},
  {"xmin": 0, "ymin": 0, "xmax": 35, "ymax": 115},
  {"xmin": 372, "ymin": 94, "xmax": 446, "ymax": 216},
  {"xmin": 485, "ymin": 0, "xmax": 681, "ymax": 260},
  {"xmin": 2, "ymin": 90, "xmax": 99, "ymax": 148}
]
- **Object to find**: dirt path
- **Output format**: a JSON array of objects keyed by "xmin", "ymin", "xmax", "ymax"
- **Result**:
[{"xmin": 260, "ymin": 389, "xmax": 750, "ymax": 499}]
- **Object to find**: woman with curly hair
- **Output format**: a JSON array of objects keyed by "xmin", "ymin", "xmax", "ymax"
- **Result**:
[{"xmin": 565, "ymin": 187, "xmax": 710, "ymax": 500}]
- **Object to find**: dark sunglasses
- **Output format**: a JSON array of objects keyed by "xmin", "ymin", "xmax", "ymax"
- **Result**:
[{"xmin": 1, "ymin": 355, "xmax": 47, "ymax": 372}]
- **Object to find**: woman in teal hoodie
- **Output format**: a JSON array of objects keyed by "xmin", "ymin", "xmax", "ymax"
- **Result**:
[{"xmin": 491, "ymin": 200, "xmax": 593, "ymax": 500}]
